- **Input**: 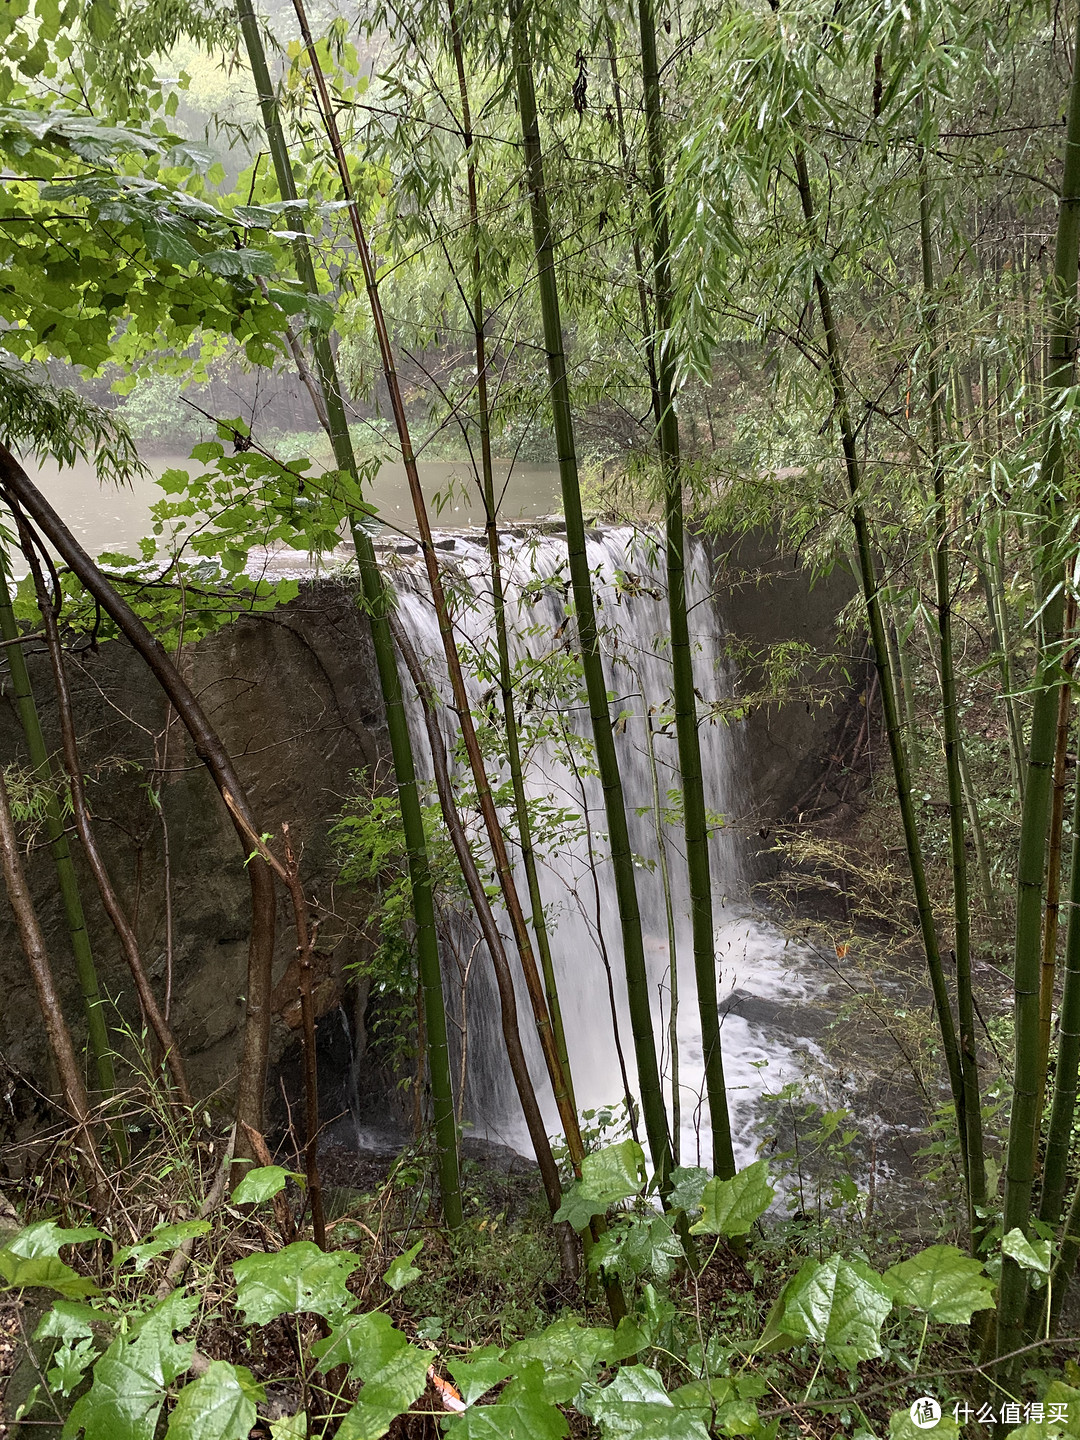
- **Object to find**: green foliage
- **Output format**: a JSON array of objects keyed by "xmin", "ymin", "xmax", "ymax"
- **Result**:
[
  {"xmin": 0, "ymin": 1222, "xmax": 105, "ymax": 1298},
  {"xmin": 232, "ymin": 1242, "xmax": 363, "ymax": 1323},
  {"xmin": 164, "ymin": 1362, "xmax": 263, "ymax": 1440},
  {"xmin": 759, "ymin": 1254, "xmax": 894, "ymax": 1366},
  {"xmin": 554, "ymin": 1139, "xmax": 645, "ymax": 1229},
  {"xmin": 230, "ymin": 1165, "xmax": 295, "ymax": 1206},
  {"xmin": 884, "ymin": 1245, "xmax": 996, "ymax": 1324},
  {"xmin": 383, "ymin": 1239, "xmax": 423, "ymax": 1293},
  {"xmin": 689, "ymin": 1160, "xmax": 775, "ymax": 1237}
]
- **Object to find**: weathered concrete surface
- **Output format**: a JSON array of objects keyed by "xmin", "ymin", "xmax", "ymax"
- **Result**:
[
  {"xmin": 0, "ymin": 534, "xmax": 854, "ymax": 1159},
  {"xmin": 707, "ymin": 527, "xmax": 859, "ymax": 826},
  {"xmin": 0, "ymin": 582, "xmax": 387, "ymax": 1160}
]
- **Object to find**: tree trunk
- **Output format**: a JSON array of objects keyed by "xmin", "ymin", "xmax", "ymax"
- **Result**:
[
  {"xmin": 508, "ymin": 0, "xmax": 672, "ymax": 1186},
  {"xmin": 20, "ymin": 520, "xmax": 193, "ymax": 1109},
  {"xmin": 996, "ymin": 0, "xmax": 1080, "ymax": 1359},
  {"xmin": 236, "ymin": 0, "xmax": 463, "ymax": 1227},
  {"xmin": 0, "ymin": 444, "xmax": 277, "ymax": 1156},
  {"xmin": 0, "ymin": 549, "xmax": 117, "ymax": 1113},
  {"xmin": 637, "ymin": 0, "xmax": 735, "ymax": 1180},
  {"xmin": 0, "ymin": 765, "xmax": 108, "ymax": 1214}
]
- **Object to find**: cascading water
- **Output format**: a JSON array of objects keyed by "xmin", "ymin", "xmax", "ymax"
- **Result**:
[{"xmin": 387, "ymin": 524, "xmax": 816, "ymax": 1169}]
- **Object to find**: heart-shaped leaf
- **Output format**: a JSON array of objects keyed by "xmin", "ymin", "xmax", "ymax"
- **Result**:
[
  {"xmin": 233, "ymin": 1242, "xmax": 361, "ymax": 1323},
  {"xmin": 884, "ymin": 1245, "xmax": 995, "ymax": 1324},
  {"xmin": 690, "ymin": 1161, "xmax": 774, "ymax": 1238}
]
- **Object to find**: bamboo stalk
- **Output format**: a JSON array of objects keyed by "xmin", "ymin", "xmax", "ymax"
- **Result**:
[
  {"xmin": 918, "ymin": 148, "xmax": 986, "ymax": 1231},
  {"xmin": 0, "ymin": 765, "xmax": 108, "ymax": 1214},
  {"xmin": 787, "ymin": 138, "xmax": 969, "ymax": 1202},
  {"xmin": 637, "ymin": 0, "xmax": 734, "ymax": 1180},
  {"xmin": 19, "ymin": 519, "xmax": 194, "ymax": 1110},
  {"xmin": 235, "ymin": 0, "xmax": 463, "ymax": 1227},
  {"xmin": 0, "ymin": 548, "xmax": 118, "ymax": 1112},
  {"xmin": 445, "ymin": 0, "xmax": 574, "ymax": 1105},
  {"xmin": 996, "ymin": 0, "xmax": 1080, "ymax": 1360},
  {"xmin": 0, "ymin": 444, "xmax": 278, "ymax": 1154},
  {"xmin": 290, "ymin": 0, "xmax": 587, "ymax": 1177},
  {"xmin": 1037, "ymin": 594, "xmax": 1077, "ymax": 1103},
  {"xmin": 1041, "ymin": 744, "xmax": 1080, "ymax": 1232},
  {"xmin": 507, "ymin": 0, "xmax": 673, "ymax": 1186},
  {"xmin": 389, "ymin": 615, "xmax": 575, "ymax": 1256}
]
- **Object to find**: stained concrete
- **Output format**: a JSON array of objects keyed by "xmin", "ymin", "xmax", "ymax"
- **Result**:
[{"xmin": 0, "ymin": 530, "xmax": 855, "ymax": 1159}]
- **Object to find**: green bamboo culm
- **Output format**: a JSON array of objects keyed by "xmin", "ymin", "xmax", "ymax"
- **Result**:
[
  {"xmin": 508, "ymin": 0, "xmax": 673, "ymax": 1185},
  {"xmin": 788, "ymin": 133, "xmax": 970, "ymax": 1202},
  {"xmin": 918, "ymin": 146, "xmax": 986, "ymax": 1240},
  {"xmin": 235, "ymin": 0, "xmax": 463, "ymax": 1230},
  {"xmin": 996, "ymin": 0, "xmax": 1080, "ymax": 1360},
  {"xmin": 1041, "ymin": 767, "xmax": 1080, "ymax": 1233},
  {"xmin": 446, "ymin": 0, "xmax": 574, "ymax": 1104},
  {"xmin": 637, "ymin": 0, "xmax": 735, "ymax": 1181},
  {"xmin": 0, "ymin": 548, "xmax": 120, "ymax": 1124}
]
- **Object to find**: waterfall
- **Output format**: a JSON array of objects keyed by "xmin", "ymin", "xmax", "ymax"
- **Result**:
[{"xmin": 386, "ymin": 524, "xmax": 811, "ymax": 1170}]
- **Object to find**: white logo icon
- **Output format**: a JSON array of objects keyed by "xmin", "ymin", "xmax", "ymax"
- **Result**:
[{"xmin": 910, "ymin": 1398, "xmax": 942, "ymax": 1429}]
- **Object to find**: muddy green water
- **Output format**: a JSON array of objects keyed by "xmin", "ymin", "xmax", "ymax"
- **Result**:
[{"xmin": 19, "ymin": 452, "xmax": 563, "ymax": 566}]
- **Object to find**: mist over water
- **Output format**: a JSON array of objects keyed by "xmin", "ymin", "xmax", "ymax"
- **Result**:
[{"xmin": 389, "ymin": 526, "xmax": 812, "ymax": 1168}]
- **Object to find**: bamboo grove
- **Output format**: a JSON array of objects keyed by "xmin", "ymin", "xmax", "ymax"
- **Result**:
[{"xmin": 3, "ymin": 0, "xmax": 1080, "ymax": 1388}]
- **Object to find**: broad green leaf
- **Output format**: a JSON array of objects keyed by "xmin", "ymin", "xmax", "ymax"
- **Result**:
[
  {"xmin": 554, "ymin": 1140, "xmax": 645, "ymax": 1229},
  {"xmin": 383, "ymin": 1239, "xmax": 422, "ymax": 1292},
  {"xmin": 1002, "ymin": 1228, "xmax": 1052, "ymax": 1280},
  {"xmin": 269, "ymin": 1415, "xmax": 308, "ymax": 1440},
  {"xmin": 333, "ymin": 1342, "xmax": 431, "ymax": 1440},
  {"xmin": 587, "ymin": 1365, "xmax": 711, "ymax": 1439},
  {"xmin": 166, "ymin": 1361, "xmax": 264, "ymax": 1440},
  {"xmin": 690, "ymin": 1161, "xmax": 774, "ymax": 1237},
  {"xmin": 668, "ymin": 1167, "xmax": 710, "ymax": 1213},
  {"xmin": 49, "ymin": 1337, "xmax": 97, "ymax": 1395},
  {"xmin": 763, "ymin": 1255, "xmax": 893, "ymax": 1366},
  {"xmin": 63, "ymin": 1292, "xmax": 196, "ymax": 1440},
  {"xmin": 884, "ymin": 1245, "xmax": 995, "ymax": 1324},
  {"xmin": 312, "ymin": 1311, "xmax": 409, "ymax": 1379},
  {"xmin": 34, "ymin": 1301, "xmax": 106, "ymax": 1342},
  {"xmin": 507, "ymin": 1317, "xmax": 619, "ymax": 1402},
  {"xmin": 672, "ymin": 1379, "xmax": 760, "ymax": 1437},
  {"xmin": 231, "ymin": 1166, "xmax": 294, "ymax": 1205},
  {"xmin": 447, "ymin": 1354, "xmax": 511, "ymax": 1406},
  {"xmin": 889, "ymin": 1405, "xmax": 960, "ymax": 1440},
  {"xmin": 0, "ymin": 1222, "xmax": 104, "ymax": 1297},
  {"xmin": 233, "ymin": 1242, "xmax": 361, "ymax": 1323},
  {"xmin": 590, "ymin": 1215, "xmax": 683, "ymax": 1282},
  {"xmin": 448, "ymin": 1366, "xmax": 568, "ymax": 1438},
  {"xmin": 115, "ymin": 1221, "xmax": 210, "ymax": 1273}
]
